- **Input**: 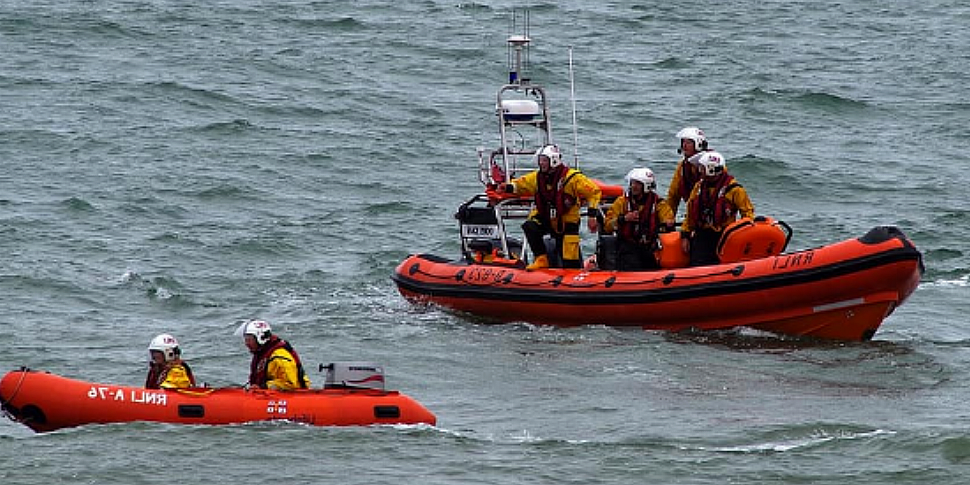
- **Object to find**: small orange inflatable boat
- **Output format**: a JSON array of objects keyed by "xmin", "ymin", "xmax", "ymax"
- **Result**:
[{"xmin": 1, "ymin": 366, "xmax": 436, "ymax": 433}]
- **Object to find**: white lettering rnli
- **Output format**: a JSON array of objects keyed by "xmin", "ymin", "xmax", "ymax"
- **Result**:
[{"xmin": 130, "ymin": 389, "xmax": 168, "ymax": 406}]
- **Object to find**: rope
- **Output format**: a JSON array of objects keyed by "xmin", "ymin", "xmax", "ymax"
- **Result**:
[
  {"xmin": 0, "ymin": 367, "xmax": 29, "ymax": 421},
  {"xmin": 174, "ymin": 388, "xmax": 217, "ymax": 397},
  {"xmin": 406, "ymin": 259, "xmax": 744, "ymax": 290}
]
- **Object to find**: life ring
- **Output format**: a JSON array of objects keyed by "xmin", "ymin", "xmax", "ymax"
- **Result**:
[{"xmin": 717, "ymin": 216, "xmax": 792, "ymax": 263}]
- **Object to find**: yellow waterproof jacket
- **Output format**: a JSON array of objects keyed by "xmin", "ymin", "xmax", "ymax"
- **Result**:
[
  {"xmin": 680, "ymin": 179, "xmax": 755, "ymax": 233},
  {"xmin": 511, "ymin": 168, "xmax": 602, "ymax": 227},
  {"xmin": 604, "ymin": 194, "xmax": 674, "ymax": 234},
  {"xmin": 159, "ymin": 364, "xmax": 194, "ymax": 389},
  {"xmin": 665, "ymin": 157, "xmax": 702, "ymax": 216},
  {"xmin": 265, "ymin": 348, "xmax": 312, "ymax": 391},
  {"xmin": 146, "ymin": 361, "xmax": 195, "ymax": 389}
]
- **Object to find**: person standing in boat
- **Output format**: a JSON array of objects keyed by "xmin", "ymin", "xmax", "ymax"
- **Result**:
[
  {"xmin": 238, "ymin": 319, "xmax": 310, "ymax": 390},
  {"xmin": 665, "ymin": 126, "xmax": 710, "ymax": 219},
  {"xmin": 145, "ymin": 333, "xmax": 197, "ymax": 389},
  {"xmin": 680, "ymin": 151, "xmax": 755, "ymax": 266},
  {"xmin": 495, "ymin": 144, "xmax": 602, "ymax": 271},
  {"xmin": 603, "ymin": 167, "xmax": 675, "ymax": 270}
]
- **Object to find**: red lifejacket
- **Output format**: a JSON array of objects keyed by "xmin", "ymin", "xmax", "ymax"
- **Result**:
[
  {"xmin": 249, "ymin": 336, "xmax": 309, "ymax": 389},
  {"xmin": 619, "ymin": 191, "xmax": 661, "ymax": 248},
  {"xmin": 145, "ymin": 360, "xmax": 196, "ymax": 389},
  {"xmin": 677, "ymin": 158, "xmax": 702, "ymax": 202},
  {"xmin": 535, "ymin": 165, "xmax": 579, "ymax": 233},
  {"xmin": 687, "ymin": 174, "xmax": 741, "ymax": 230}
]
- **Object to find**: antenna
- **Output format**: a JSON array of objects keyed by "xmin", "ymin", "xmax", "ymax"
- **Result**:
[
  {"xmin": 507, "ymin": 11, "xmax": 531, "ymax": 85},
  {"xmin": 568, "ymin": 46, "xmax": 580, "ymax": 169}
]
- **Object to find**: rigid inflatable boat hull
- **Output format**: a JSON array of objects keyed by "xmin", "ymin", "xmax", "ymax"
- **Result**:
[{"xmin": 393, "ymin": 226, "xmax": 923, "ymax": 341}]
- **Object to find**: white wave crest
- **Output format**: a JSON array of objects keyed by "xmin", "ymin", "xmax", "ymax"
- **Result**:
[
  {"xmin": 924, "ymin": 275, "xmax": 969, "ymax": 288},
  {"xmin": 695, "ymin": 428, "xmax": 895, "ymax": 453}
]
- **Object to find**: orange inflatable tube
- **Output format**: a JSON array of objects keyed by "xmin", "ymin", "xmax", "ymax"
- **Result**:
[
  {"xmin": 592, "ymin": 179, "xmax": 624, "ymax": 200},
  {"xmin": 0, "ymin": 369, "xmax": 436, "ymax": 433},
  {"xmin": 393, "ymin": 225, "xmax": 923, "ymax": 341}
]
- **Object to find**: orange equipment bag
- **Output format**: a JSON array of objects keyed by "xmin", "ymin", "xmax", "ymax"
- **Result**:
[
  {"xmin": 717, "ymin": 216, "xmax": 793, "ymax": 263},
  {"xmin": 655, "ymin": 231, "xmax": 690, "ymax": 269}
]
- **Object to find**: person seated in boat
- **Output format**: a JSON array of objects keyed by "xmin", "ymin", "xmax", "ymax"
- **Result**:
[
  {"xmin": 494, "ymin": 144, "xmax": 602, "ymax": 271},
  {"xmin": 239, "ymin": 319, "xmax": 310, "ymax": 391},
  {"xmin": 680, "ymin": 151, "xmax": 755, "ymax": 266},
  {"xmin": 145, "ymin": 333, "xmax": 197, "ymax": 389},
  {"xmin": 665, "ymin": 126, "xmax": 711, "ymax": 220},
  {"xmin": 603, "ymin": 167, "xmax": 675, "ymax": 271}
]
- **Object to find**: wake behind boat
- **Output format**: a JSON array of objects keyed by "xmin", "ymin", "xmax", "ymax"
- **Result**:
[
  {"xmin": 391, "ymin": 30, "xmax": 924, "ymax": 341},
  {"xmin": 1, "ymin": 364, "xmax": 436, "ymax": 433}
]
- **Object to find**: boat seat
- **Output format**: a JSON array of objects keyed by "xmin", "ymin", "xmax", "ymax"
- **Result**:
[
  {"xmin": 457, "ymin": 204, "xmax": 523, "ymax": 261},
  {"xmin": 458, "ymin": 206, "xmax": 501, "ymax": 254},
  {"xmin": 457, "ymin": 205, "xmax": 499, "ymax": 226},
  {"xmin": 468, "ymin": 239, "xmax": 494, "ymax": 253},
  {"xmin": 542, "ymin": 235, "xmax": 582, "ymax": 269},
  {"xmin": 595, "ymin": 235, "xmax": 619, "ymax": 270}
]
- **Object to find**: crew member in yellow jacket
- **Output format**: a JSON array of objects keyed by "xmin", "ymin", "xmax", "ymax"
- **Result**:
[
  {"xmin": 680, "ymin": 151, "xmax": 755, "ymax": 266},
  {"xmin": 239, "ymin": 319, "xmax": 311, "ymax": 390},
  {"xmin": 496, "ymin": 144, "xmax": 602, "ymax": 270},
  {"xmin": 665, "ymin": 126, "xmax": 709, "ymax": 218},
  {"xmin": 603, "ymin": 167, "xmax": 675, "ymax": 270},
  {"xmin": 145, "ymin": 333, "xmax": 197, "ymax": 389}
]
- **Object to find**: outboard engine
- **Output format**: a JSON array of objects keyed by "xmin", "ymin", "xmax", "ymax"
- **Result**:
[{"xmin": 320, "ymin": 362, "xmax": 386, "ymax": 391}]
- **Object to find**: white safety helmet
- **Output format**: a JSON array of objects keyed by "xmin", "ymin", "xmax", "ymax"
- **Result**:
[
  {"xmin": 676, "ymin": 126, "xmax": 708, "ymax": 152},
  {"xmin": 241, "ymin": 319, "xmax": 272, "ymax": 345},
  {"xmin": 624, "ymin": 167, "xmax": 657, "ymax": 192},
  {"xmin": 536, "ymin": 144, "xmax": 563, "ymax": 168},
  {"xmin": 148, "ymin": 333, "xmax": 180, "ymax": 362},
  {"xmin": 696, "ymin": 151, "xmax": 726, "ymax": 177}
]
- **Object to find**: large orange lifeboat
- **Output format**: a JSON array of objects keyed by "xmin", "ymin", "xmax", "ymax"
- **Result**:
[
  {"xmin": 397, "ymin": 32, "xmax": 924, "ymax": 342},
  {"xmin": 0, "ymin": 365, "xmax": 436, "ymax": 433},
  {"xmin": 393, "ymin": 223, "xmax": 923, "ymax": 341}
]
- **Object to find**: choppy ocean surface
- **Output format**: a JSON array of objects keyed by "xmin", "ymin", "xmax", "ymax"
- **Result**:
[{"xmin": 2, "ymin": 1, "xmax": 969, "ymax": 483}]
